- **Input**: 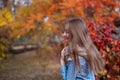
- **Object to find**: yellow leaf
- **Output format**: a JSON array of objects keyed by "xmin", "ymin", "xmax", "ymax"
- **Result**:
[
  {"xmin": 0, "ymin": 8, "xmax": 13, "ymax": 27},
  {"xmin": 0, "ymin": 15, "xmax": 7, "ymax": 26}
]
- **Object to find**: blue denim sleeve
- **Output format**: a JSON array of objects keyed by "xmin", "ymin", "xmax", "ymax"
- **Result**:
[{"xmin": 61, "ymin": 66, "xmax": 67, "ymax": 80}]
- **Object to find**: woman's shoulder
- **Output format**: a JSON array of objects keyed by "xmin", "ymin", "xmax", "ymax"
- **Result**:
[
  {"xmin": 76, "ymin": 45, "xmax": 85, "ymax": 51},
  {"xmin": 76, "ymin": 45, "xmax": 87, "ymax": 57}
]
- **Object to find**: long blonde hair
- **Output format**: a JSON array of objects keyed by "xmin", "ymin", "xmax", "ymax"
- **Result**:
[{"xmin": 65, "ymin": 18, "xmax": 105, "ymax": 74}]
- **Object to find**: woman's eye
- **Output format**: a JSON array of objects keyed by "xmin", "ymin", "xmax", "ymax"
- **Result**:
[{"xmin": 65, "ymin": 32, "xmax": 68, "ymax": 33}]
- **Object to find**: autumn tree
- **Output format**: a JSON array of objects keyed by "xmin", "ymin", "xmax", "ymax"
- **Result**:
[
  {"xmin": 0, "ymin": 8, "xmax": 13, "ymax": 59},
  {"xmin": 0, "ymin": 0, "xmax": 120, "ymax": 79},
  {"xmin": 40, "ymin": 0, "xmax": 120, "ymax": 79},
  {"xmin": 20, "ymin": 2, "xmax": 120, "ymax": 79}
]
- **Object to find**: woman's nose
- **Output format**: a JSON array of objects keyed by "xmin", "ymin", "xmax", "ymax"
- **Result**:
[{"xmin": 63, "ymin": 32, "xmax": 68, "ymax": 36}]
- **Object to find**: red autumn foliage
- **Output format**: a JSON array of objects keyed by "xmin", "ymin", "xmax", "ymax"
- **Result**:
[{"xmin": 86, "ymin": 19, "xmax": 120, "ymax": 79}]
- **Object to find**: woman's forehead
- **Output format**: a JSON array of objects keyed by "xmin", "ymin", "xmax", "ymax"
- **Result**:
[{"xmin": 65, "ymin": 23, "xmax": 69, "ymax": 30}]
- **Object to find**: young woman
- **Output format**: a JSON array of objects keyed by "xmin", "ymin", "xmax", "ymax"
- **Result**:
[{"xmin": 60, "ymin": 18, "xmax": 105, "ymax": 80}]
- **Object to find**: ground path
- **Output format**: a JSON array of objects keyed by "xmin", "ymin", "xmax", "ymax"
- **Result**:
[{"xmin": 0, "ymin": 51, "xmax": 62, "ymax": 80}]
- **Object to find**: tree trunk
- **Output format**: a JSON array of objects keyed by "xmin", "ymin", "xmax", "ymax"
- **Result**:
[{"xmin": 3, "ymin": 0, "xmax": 8, "ymax": 7}]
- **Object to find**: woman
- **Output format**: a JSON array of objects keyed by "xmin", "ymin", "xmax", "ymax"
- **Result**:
[{"xmin": 60, "ymin": 18, "xmax": 105, "ymax": 80}]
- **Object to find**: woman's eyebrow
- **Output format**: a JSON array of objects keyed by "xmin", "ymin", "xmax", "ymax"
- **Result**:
[{"xmin": 65, "ymin": 29, "xmax": 69, "ymax": 32}]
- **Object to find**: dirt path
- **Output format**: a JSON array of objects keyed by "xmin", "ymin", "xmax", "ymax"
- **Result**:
[{"xmin": 0, "ymin": 51, "xmax": 62, "ymax": 80}]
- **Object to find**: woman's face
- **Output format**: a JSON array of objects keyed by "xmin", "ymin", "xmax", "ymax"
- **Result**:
[
  {"xmin": 63, "ymin": 24, "xmax": 72, "ymax": 42},
  {"xmin": 63, "ymin": 31, "xmax": 69, "ymax": 40}
]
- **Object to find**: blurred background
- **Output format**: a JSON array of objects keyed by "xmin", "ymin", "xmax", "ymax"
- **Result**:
[{"xmin": 0, "ymin": 0, "xmax": 120, "ymax": 80}]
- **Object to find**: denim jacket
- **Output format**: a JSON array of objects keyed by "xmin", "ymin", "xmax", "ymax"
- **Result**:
[{"xmin": 61, "ymin": 57, "xmax": 95, "ymax": 80}]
